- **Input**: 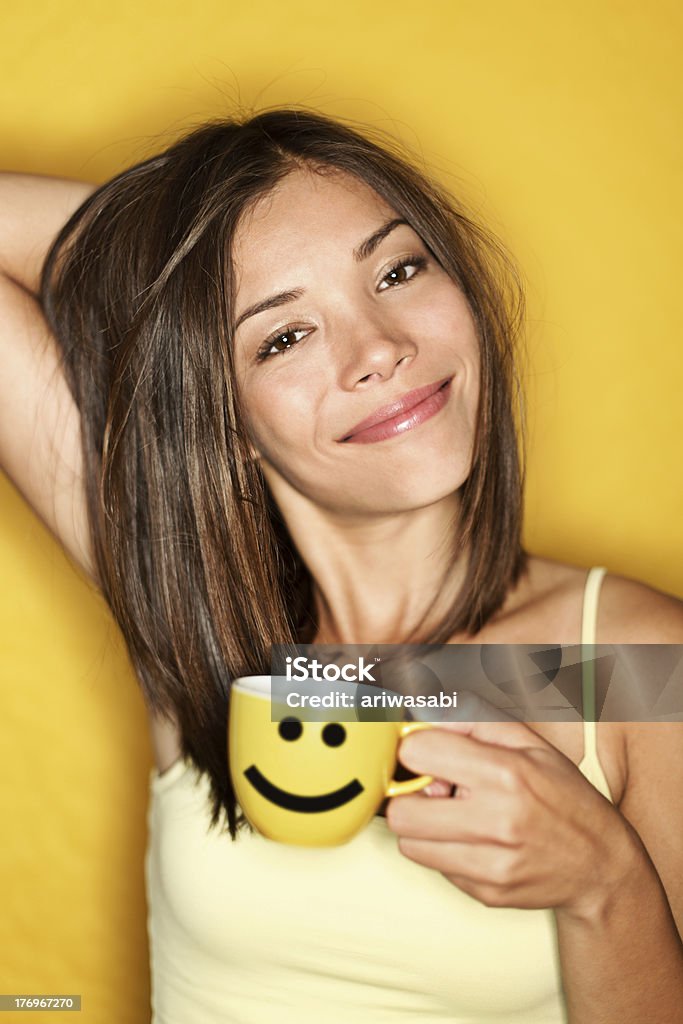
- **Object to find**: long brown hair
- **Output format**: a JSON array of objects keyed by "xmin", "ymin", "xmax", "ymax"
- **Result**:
[{"xmin": 40, "ymin": 107, "xmax": 528, "ymax": 837}]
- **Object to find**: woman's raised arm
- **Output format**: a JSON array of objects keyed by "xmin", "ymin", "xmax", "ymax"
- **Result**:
[{"xmin": 0, "ymin": 173, "xmax": 98, "ymax": 585}]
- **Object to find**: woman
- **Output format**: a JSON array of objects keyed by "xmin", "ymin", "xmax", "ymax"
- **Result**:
[{"xmin": 1, "ymin": 108, "xmax": 682, "ymax": 1023}]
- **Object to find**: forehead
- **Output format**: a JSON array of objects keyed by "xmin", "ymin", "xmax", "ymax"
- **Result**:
[{"xmin": 231, "ymin": 167, "xmax": 398, "ymax": 283}]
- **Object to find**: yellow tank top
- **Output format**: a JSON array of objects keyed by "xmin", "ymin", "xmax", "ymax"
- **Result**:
[{"xmin": 145, "ymin": 566, "xmax": 611, "ymax": 1023}]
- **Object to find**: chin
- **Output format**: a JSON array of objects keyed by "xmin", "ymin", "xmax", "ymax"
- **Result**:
[
  {"xmin": 372, "ymin": 445, "xmax": 471, "ymax": 511},
  {"xmin": 326, "ymin": 462, "xmax": 470, "ymax": 516},
  {"xmin": 370, "ymin": 480, "xmax": 465, "ymax": 515}
]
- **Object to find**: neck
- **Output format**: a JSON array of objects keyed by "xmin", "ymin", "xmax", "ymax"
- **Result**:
[{"xmin": 268, "ymin": 483, "xmax": 467, "ymax": 644}]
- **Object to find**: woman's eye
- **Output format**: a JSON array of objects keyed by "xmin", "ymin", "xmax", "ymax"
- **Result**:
[
  {"xmin": 254, "ymin": 255, "xmax": 427, "ymax": 363},
  {"xmin": 378, "ymin": 254, "xmax": 428, "ymax": 291},
  {"xmin": 256, "ymin": 326, "xmax": 310, "ymax": 361}
]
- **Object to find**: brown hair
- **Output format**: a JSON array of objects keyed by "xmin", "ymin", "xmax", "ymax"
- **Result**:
[{"xmin": 40, "ymin": 107, "xmax": 528, "ymax": 837}]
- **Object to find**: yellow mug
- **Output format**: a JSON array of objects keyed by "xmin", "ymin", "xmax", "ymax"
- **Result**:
[{"xmin": 228, "ymin": 675, "xmax": 434, "ymax": 846}]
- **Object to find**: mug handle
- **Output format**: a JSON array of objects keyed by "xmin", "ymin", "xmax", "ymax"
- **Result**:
[{"xmin": 385, "ymin": 721, "xmax": 434, "ymax": 798}]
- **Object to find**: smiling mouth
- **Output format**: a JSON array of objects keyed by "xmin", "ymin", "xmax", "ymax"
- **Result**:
[
  {"xmin": 244, "ymin": 765, "xmax": 364, "ymax": 813},
  {"xmin": 338, "ymin": 376, "xmax": 453, "ymax": 444}
]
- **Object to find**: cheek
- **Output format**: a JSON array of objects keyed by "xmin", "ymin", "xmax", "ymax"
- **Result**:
[{"xmin": 244, "ymin": 379, "xmax": 317, "ymax": 465}]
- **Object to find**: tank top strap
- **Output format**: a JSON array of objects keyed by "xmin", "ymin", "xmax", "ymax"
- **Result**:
[{"xmin": 579, "ymin": 566, "xmax": 613, "ymax": 801}]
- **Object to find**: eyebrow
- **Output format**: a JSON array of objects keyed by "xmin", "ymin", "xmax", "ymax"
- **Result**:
[{"xmin": 233, "ymin": 217, "xmax": 409, "ymax": 333}]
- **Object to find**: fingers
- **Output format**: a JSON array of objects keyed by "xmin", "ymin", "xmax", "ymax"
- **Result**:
[
  {"xmin": 386, "ymin": 789, "xmax": 513, "ymax": 844},
  {"xmin": 397, "ymin": 727, "xmax": 524, "ymax": 787},
  {"xmin": 430, "ymin": 712, "xmax": 552, "ymax": 751},
  {"xmin": 422, "ymin": 778, "xmax": 454, "ymax": 797},
  {"xmin": 395, "ymin": 835, "xmax": 521, "ymax": 885}
]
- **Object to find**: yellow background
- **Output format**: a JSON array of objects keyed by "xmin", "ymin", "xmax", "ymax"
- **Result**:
[{"xmin": 1, "ymin": 2, "xmax": 681, "ymax": 1021}]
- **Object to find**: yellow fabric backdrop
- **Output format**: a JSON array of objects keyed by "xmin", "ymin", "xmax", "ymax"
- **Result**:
[{"xmin": 1, "ymin": 2, "xmax": 681, "ymax": 1021}]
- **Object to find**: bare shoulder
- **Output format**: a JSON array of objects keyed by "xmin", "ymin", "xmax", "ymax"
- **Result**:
[
  {"xmin": 507, "ymin": 555, "xmax": 683, "ymax": 644},
  {"xmin": 505, "ymin": 557, "xmax": 683, "ymax": 810},
  {"xmin": 494, "ymin": 555, "xmax": 590, "ymax": 642},
  {"xmin": 596, "ymin": 572, "xmax": 683, "ymax": 823},
  {"xmin": 597, "ymin": 571, "xmax": 683, "ymax": 643},
  {"xmin": 148, "ymin": 708, "xmax": 183, "ymax": 774},
  {"xmin": 493, "ymin": 561, "xmax": 679, "ymax": 806}
]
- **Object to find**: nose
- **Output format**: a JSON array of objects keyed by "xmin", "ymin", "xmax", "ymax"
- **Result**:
[{"xmin": 336, "ymin": 318, "xmax": 418, "ymax": 391}]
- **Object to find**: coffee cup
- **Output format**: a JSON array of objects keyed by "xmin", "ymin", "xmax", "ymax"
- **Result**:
[{"xmin": 228, "ymin": 675, "xmax": 434, "ymax": 846}]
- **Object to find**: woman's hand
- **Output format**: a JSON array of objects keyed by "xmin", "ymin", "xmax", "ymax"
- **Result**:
[{"xmin": 386, "ymin": 717, "xmax": 640, "ymax": 919}]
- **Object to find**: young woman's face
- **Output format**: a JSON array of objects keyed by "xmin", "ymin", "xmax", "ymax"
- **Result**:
[{"xmin": 232, "ymin": 166, "xmax": 481, "ymax": 517}]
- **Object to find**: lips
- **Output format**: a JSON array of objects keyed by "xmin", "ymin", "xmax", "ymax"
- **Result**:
[{"xmin": 338, "ymin": 376, "xmax": 453, "ymax": 444}]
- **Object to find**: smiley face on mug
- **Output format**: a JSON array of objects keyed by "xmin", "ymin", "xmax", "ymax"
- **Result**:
[
  {"xmin": 229, "ymin": 678, "xmax": 432, "ymax": 846},
  {"xmin": 243, "ymin": 717, "xmax": 367, "ymax": 813}
]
